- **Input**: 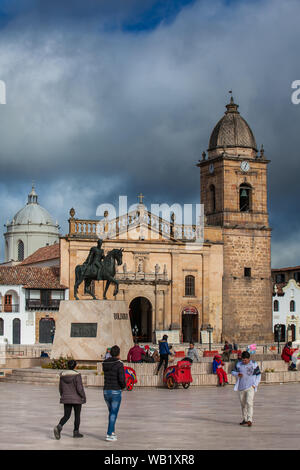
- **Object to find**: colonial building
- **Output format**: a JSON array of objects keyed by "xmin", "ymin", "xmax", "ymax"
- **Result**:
[
  {"xmin": 60, "ymin": 97, "xmax": 273, "ymax": 343},
  {"xmin": 272, "ymin": 266, "xmax": 300, "ymax": 342},
  {"xmin": 0, "ymin": 265, "xmax": 68, "ymax": 344},
  {"xmin": 4, "ymin": 185, "xmax": 60, "ymax": 263}
]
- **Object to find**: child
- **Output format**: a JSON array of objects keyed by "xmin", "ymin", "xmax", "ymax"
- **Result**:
[{"xmin": 213, "ymin": 354, "xmax": 229, "ymax": 386}]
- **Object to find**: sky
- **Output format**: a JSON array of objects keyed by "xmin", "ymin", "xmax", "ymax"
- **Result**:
[{"xmin": 0, "ymin": 0, "xmax": 299, "ymax": 267}]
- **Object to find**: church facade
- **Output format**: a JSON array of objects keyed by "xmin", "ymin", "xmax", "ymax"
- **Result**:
[{"xmin": 60, "ymin": 97, "xmax": 273, "ymax": 343}]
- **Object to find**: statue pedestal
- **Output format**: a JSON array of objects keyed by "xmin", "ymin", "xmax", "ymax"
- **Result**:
[{"xmin": 51, "ymin": 300, "xmax": 133, "ymax": 361}]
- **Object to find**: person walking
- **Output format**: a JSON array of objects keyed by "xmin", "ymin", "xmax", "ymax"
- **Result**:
[
  {"xmin": 156, "ymin": 334, "xmax": 171, "ymax": 374},
  {"xmin": 231, "ymin": 351, "xmax": 261, "ymax": 427},
  {"xmin": 53, "ymin": 359, "xmax": 86, "ymax": 440},
  {"xmin": 102, "ymin": 344, "xmax": 126, "ymax": 442}
]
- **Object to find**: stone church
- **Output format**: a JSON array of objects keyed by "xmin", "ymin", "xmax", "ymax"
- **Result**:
[{"xmin": 60, "ymin": 97, "xmax": 273, "ymax": 344}]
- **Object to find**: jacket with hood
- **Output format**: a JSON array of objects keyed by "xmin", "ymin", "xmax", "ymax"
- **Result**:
[
  {"xmin": 59, "ymin": 370, "xmax": 86, "ymax": 404},
  {"xmin": 102, "ymin": 357, "xmax": 126, "ymax": 391}
]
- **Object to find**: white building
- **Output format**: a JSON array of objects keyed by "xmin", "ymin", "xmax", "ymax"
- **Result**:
[
  {"xmin": 272, "ymin": 278, "xmax": 300, "ymax": 342},
  {"xmin": 4, "ymin": 185, "xmax": 60, "ymax": 263},
  {"xmin": 0, "ymin": 265, "xmax": 68, "ymax": 345}
]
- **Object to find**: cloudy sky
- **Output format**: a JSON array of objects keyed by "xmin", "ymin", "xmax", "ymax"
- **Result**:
[{"xmin": 0, "ymin": 0, "xmax": 299, "ymax": 267}]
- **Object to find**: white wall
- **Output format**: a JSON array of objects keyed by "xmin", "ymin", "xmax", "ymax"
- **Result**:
[{"xmin": 272, "ymin": 279, "xmax": 300, "ymax": 340}]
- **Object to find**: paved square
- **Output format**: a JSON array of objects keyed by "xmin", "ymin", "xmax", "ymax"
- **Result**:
[{"xmin": 0, "ymin": 382, "xmax": 299, "ymax": 450}]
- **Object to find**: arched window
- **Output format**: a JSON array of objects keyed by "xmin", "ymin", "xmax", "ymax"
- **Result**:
[
  {"xmin": 290, "ymin": 300, "xmax": 295, "ymax": 312},
  {"xmin": 0, "ymin": 318, "xmax": 3, "ymax": 336},
  {"xmin": 17, "ymin": 240, "xmax": 24, "ymax": 261},
  {"xmin": 239, "ymin": 184, "xmax": 252, "ymax": 212},
  {"xmin": 185, "ymin": 275, "xmax": 195, "ymax": 296},
  {"xmin": 274, "ymin": 300, "xmax": 279, "ymax": 312},
  {"xmin": 210, "ymin": 184, "xmax": 216, "ymax": 212}
]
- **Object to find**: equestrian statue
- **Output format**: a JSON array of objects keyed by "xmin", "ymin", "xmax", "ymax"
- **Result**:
[{"xmin": 74, "ymin": 239, "xmax": 123, "ymax": 300}]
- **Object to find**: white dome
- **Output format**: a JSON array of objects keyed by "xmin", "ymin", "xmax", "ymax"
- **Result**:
[{"xmin": 13, "ymin": 204, "xmax": 55, "ymax": 226}]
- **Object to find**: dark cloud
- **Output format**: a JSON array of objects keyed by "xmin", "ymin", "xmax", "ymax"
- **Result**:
[{"xmin": 0, "ymin": 0, "xmax": 299, "ymax": 268}]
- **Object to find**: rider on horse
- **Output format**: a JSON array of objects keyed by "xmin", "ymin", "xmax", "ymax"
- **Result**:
[{"xmin": 82, "ymin": 239, "xmax": 105, "ymax": 280}]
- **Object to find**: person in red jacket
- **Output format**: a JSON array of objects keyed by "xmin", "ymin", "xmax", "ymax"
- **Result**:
[
  {"xmin": 281, "ymin": 342, "xmax": 296, "ymax": 370},
  {"xmin": 213, "ymin": 354, "xmax": 229, "ymax": 386},
  {"xmin": 127, "ymin": 340, "xmax": 146, "ymax": 363}
]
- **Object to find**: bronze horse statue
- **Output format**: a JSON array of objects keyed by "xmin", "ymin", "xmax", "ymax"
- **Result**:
[{"xmin": 74, "ymin": 248, "xmax": 123, "ymax": 300}]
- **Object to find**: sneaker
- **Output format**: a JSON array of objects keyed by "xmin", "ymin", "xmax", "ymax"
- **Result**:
[
  {"xmin": 54, "ymin": 425, "xmax": 62, "ymax": 440},
  {"xmin": 106, "ymin": 434, "xmax": 117, "ymax": 441}
]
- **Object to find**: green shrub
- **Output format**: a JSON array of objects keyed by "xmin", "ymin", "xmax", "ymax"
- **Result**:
[{"xmin": 41, "ymin": 355, "xmax": 74, "ymax": 370}]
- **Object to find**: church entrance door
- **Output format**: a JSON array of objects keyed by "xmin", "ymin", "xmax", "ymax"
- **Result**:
[
  {"xmin": 129, "ymin": 297, "xmax": 152, "ymax": 342},
  {"xmin": 182, "ymin": 307, "xmax": 198, "ymax": 343}
]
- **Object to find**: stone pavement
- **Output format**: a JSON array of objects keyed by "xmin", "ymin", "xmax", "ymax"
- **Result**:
[{"xmin": 0, "ymin": 382, "xmax": 299, "ymax": 450}]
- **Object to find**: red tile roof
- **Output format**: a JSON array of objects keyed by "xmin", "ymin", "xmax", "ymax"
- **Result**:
[
  {"xmin": 20, "ymin": 243, "xmax": 60, "ymax": 266},
  {"xmin": 272, "ymin": 266, "xmax": 300, "ymax": 272},
  {"xmin": 0, "ymin": 266, "xmax": 67, "ymax": 289}
]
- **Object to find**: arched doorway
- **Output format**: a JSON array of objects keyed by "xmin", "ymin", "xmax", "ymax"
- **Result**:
[
  {"xmin": 13, "ymin": 318, "xmax": 21, "ymax": 344},
  {"xmin": 39, "ymin": 318, "xmax": 55, "ymax": 343},
  {"xmin": 182, "ymin": 307, "xmax": 198, "ymax": 343},
  {"xmin": 129, "ymin": 297, "xmax": 152, "ymax": 342}
]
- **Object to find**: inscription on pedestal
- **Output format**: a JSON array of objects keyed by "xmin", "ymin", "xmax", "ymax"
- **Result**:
[
  {"xmin": 114, "ymin": 313, "xmax": 129, "ymax": 320},
  {"xmin": 71, "ymin": 323, "xmax": 97, "ymax": 337}
]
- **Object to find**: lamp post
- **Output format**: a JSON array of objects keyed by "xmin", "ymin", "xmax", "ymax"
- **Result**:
[
  {"xmin": 287, "ymin": 324, "xmax": 292, "ymax": 343},
  {"xmin": 207, "ymin": 324, "xmax": 213, "ymax": 351},
  {"xmin": 275, "ymin": 324, "xmax": 281, "ymax": 354}
]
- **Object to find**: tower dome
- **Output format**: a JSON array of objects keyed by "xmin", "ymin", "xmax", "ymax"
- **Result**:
[
  {"xmin": 13, "ymin": 185, "xmax": 55, "ymax": 226},
  {"xmin": 208, "ymin": 97, "xmax": 257, "ymax": 152},
  {"xmin": 4, "ymin": 185, "xmax": 60, "ymax": 263}
]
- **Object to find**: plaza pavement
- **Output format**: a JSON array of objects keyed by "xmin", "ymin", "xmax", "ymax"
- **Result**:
[{"xmin": 0, "ymin": 382, "xmax": 299, "ymax": 450}]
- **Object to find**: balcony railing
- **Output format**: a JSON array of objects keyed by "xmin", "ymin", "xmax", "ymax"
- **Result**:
[
  {"xmin": 26, "ymin": 299, "xmax": 61, "ymax": 311},
  {"xmin": 3, "ymin": 304, "xmax": 19, "ymax": 313}
]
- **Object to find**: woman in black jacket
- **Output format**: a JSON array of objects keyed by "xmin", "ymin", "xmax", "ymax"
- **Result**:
[{"xmin": 102, "ymin": 345, "xmax": 126, "ymax": 442}]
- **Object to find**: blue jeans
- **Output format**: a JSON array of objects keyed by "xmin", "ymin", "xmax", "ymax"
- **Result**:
[{"xmin": 103, "ymin": 390, "xmax": 122, "ymax": 436}]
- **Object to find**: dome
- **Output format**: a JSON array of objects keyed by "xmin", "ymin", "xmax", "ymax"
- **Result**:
[
  {"xmin": 11, "ymin": 185, "xmax": 57, "ymax": 227},
  {"xmin": 13, "ymin": 204, "xmax": 55, "ymax": 226},
  {"xmin": 208, "ymin": 97, "xmax": 257, "ymax": 151}
]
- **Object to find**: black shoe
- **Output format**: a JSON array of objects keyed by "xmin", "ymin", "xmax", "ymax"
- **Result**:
[
  {"xmin": 54, "ymin": 424, "xmax": 62, "ymax": 440},
  {"xmin": 240, "ymin": 420, "xmax": 247, "ymax": 425},
  {"xmin": 73, "ymin": 430, "xmax": 84, "ymax": 438}
]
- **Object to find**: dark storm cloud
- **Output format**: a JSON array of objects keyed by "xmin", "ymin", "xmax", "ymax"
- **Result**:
[{"xmin": 0, "ymin": 0, "xmax": 299, "ymax": 267}]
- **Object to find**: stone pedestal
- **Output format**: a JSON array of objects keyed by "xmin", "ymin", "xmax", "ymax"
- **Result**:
[{"xmin": 51, "ymin": 300, "xmax": 133, "ymax": 361}]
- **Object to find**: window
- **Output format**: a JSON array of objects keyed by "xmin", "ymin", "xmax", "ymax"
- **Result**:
[
  {"xmin": 274, "ymin": 300, "xmax": 279, "ymax": 312},
  {"xmin": 17, "ymin": 240, "xmax": 24, "ymax": 261},
  {"xmin": 244, "ymin": 267, "xmax": 251, "ymax": 278},
  {"xmin": 290, "ymin": 300, "xmax": 295, "ymax": 312},
  {"xmin": 294, "ymin": 272, "xmax": 300, "ymax": 283},
  {"xmin": 276, "ymin": 273, "xmax": 285, "ymax": 283},
  {"xmin": 210, "ymin": 184, "xmax": 216, "ymax": 212},
  {"xmin": 185, "ymin": 275, "xmax": 195, "ymax": 296},
  {"xmin": 0, "ymin": 318, "xmax": 3, "ymax": 336},
  {"xmin": 239, "ymin": 184, "xmax": 251, "ymax": 212}
]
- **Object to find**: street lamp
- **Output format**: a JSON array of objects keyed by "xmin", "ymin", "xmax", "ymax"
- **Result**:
[
  {"xmin": 274, "ymin": 324, "xmax": 281, "ymax": 354},
  {"xmin": 207, "ymin": 324, "xmax": 214, "ymax": 351}
]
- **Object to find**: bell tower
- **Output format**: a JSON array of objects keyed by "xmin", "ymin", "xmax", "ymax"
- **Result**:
[{"xmin": 198, "ymin": 97, "xmax": 273, "ymax": 342}]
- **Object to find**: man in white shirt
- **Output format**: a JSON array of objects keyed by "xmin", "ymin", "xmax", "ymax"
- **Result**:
[{"xmin": 231, "ymin": 351, "xmax": 261, "ymax": 427}]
